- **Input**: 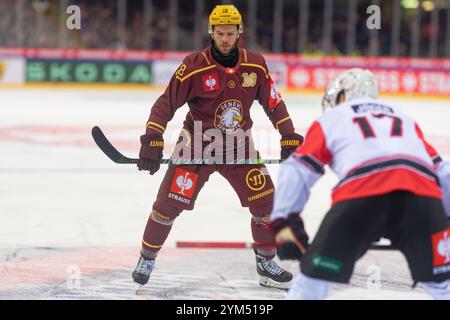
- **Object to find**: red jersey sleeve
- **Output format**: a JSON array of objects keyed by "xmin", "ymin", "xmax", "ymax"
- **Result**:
[
  {"xmin": 415, "ymin": 123, "xmax": 442, "ymax": 165},
  {"xmin": 145, "ymin": 59, "xmax": 195, "ymax": 135},
  {"xmin": 292, "ymin": 121, "xmax": 333, "ymax": 173},
  {"xmin": 255, "ymin": 56, "xmax": 295, "ymax": 136}
]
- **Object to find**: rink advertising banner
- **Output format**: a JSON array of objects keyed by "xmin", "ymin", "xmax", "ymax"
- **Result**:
[
  {"xmin": 0, "ymin": 47, "xmax": 185, "ymax": 61},
  {"xmin": 266, "ymin": 61, "xmax": 288, "ymax": 88},
  {"xmin": 287, "ymin": 66, "xmax": 450, "ymax": 95},
  {"xmin": 152, "ymin": 60, "xmax": 182, "ymax": 86},
  {"xmin": 25, "ymin": 60, "xmax": 152, "ymax": 84},
  {"xmin": 1, "ymin": 48, "xmax": 449, "ymax": 94},
  {"xmin": 0, "ymin": 58, "xmax": 25, "ymax": 84}
]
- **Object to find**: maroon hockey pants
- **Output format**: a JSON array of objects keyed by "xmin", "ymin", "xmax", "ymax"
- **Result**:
[{"xmin": 140, "ymin": 163, "xmax": 277, "ymax": 260}]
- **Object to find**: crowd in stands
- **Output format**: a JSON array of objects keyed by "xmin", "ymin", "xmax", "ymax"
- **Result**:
[{"xmin": 0, "ymin": 0, "xmax": 447, "ymax": 57}]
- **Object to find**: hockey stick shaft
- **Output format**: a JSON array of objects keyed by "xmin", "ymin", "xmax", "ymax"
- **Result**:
[
  {"xmin": 176, "ymin": 241, "xmax": 396, "ymax": 251},
  {"xmin": 91, "ymin": 126, "xmax": 281, "ymax": 165}
]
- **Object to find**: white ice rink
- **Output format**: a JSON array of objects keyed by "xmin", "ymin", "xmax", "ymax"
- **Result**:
[{"xmin": 0, "ymin": 87, "xmax": 449, "ymax": 299}]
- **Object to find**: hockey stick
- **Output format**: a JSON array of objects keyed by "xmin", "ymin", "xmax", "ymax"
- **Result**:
[
  {"xmin": 92, "ymin": 126, "xmax": 396, "ymax": 252},
  {"xmin": 91, "ymin": 126, "xmax": 282, "ymax": 165},
  {"xmin": 176, "ymin": 241, "xmax": 396, "ymax": 251},
  {"xmin": 91, "ymin": 126, "xmax": 138, "ymax": 164}
]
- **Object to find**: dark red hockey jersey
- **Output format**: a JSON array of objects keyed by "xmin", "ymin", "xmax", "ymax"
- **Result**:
[{"xmin": 145, "ymin": 46, "xmax": 295, "ymax": 140}]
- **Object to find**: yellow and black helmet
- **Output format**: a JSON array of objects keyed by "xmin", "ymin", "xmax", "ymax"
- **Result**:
[{"xmin": 208, "ymin": 5, "xmax": 243, "ymax": 34}]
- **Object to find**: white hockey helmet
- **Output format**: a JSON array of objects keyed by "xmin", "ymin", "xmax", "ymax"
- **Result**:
[{"xmin": 322, "ymin": 68, "xmax": 378, "ymax": 112}]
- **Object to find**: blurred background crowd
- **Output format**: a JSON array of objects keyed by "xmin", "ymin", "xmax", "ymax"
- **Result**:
[{"xmin": 0, "ymin": 0, "xmax": 448, "ymax": 57}]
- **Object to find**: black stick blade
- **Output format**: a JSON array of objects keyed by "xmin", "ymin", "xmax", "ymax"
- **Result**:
[{"xmin": 91, "ymin": 126, "xmax": 138, "ymax": 164}]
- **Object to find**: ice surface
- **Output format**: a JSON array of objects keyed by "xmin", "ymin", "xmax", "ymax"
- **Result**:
[{"xmin": 0, "ymin": 87, "xmax": 448, "ymax": 299}]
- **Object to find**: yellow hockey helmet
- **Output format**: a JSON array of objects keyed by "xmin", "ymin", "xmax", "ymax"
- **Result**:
[{"xmin": 208, "ymin": 5, "xmax": 243, "ymax": 34}]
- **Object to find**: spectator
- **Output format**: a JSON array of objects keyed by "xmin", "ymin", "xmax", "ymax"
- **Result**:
[{"xmin": 0, "ymin": 0, "xmax": 446, "ymax": 58}]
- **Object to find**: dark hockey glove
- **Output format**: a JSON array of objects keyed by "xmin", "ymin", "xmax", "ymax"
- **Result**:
[
  {"xmin": 138, "ymin": 133, "xmax": 164, "ymax": 175},
  {"xmin": 280, "ymin": 132, "xmax": 304, "ymax": 160},
  {"xmin": 270, "ymin": 214, "xmax": 309, "ymax": 260}
]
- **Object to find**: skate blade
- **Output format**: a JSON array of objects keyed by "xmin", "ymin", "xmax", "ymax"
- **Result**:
[
  {"xmin": 134, "ymin": 285, "xmax": 156, "ymax": 300},
  {"xmin": 259, "ymin": 276, "xmax": 291, "ymax": 290},
  {"xmin": 134, "ymin": 284, "xmax": 145, "ymax": 295}
]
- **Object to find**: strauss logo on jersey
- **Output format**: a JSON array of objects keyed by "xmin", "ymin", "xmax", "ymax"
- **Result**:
[
  {"xmin": 169, "ymin": 168, "xmax": 198, "ymax": 203},
  {"xmin": 202, "ymin": 73, "xmax": 220, "ymax": 92}
]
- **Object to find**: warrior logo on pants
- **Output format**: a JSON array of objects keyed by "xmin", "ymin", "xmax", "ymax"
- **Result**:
[
  {"xmin": 170, "ymin": 168, "xmax": 198, "ymax": 199},
  {"xmin": 246, "ymin": 168, "xmax": 266, "ymax": 191}
]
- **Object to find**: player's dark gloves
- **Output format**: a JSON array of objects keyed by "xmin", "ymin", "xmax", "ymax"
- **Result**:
[
  {"xmin": 280, "ymin": 132, "xmax": 304, "ymax": 160},
  {"xmin": 138, "ymin": 133, "xmax": 164, "ymax": 175},
  {"xmin": 270, "ymin": 214, "xmax": 309, "ymax": 260}
]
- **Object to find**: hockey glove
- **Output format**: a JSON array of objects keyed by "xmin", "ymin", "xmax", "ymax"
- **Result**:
[
  {"xmin": 280, "ymin": 132, "xmax": 304, "ymax": 160},
  {"xmin": 270, "ymin": 214, "xmax": 309, "ymax": 260},
  {"xmin": 138, "ymin": 133, "xmax": 164, "ymax": 175}
]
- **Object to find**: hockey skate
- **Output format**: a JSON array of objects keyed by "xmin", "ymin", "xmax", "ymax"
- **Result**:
[
  {"xmin": 132, "ymin": 256, "xmax": 155, "ymax": 286},
  {"xmin": 256, "ymin": 255, "xmax": 293, "ymax": 290}
]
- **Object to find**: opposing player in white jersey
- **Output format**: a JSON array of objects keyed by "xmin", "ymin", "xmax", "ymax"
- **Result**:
[{"xmin": 269, "ymin": 68, "xmax": 450, "ymax": 300}]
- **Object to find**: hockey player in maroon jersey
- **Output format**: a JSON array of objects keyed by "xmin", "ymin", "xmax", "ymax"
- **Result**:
[
  {"xmin": 132, "ymin": 5, "xmax": 304, "ymax": 289},
  {"xmin": 270, "ymin": 68, "xmax": 450, "ymax": 299}
]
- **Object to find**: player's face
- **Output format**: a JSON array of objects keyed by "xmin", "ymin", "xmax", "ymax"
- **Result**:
[{"xmin": 212, "ymin": 25, "xmax": 239, "ymax": 55}]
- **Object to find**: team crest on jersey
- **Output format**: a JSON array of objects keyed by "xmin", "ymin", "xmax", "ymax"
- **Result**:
[
  {"xmin": 168, "ymin": 168, "xmax": 198, "ymax": 204},
  {"xmin": 432, "ymin": 229, "xmax": 450, "ymax": 273},
  {"xmin": 202, "ymin": 73, "xmax": 220, "ymax": 92},
  {"xmin": 268, "ymin": 78, "xmax": 282, "ymax": 109},
  {"xmin": 214, "ymin": 99, "xmax": 244, "ymax": 134},
  {"xmin": 242, "ymin": 72, "xmax": 257, "ymax": 87}
]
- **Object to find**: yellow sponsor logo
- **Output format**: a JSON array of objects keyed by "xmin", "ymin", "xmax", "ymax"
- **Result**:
[
  {"xmin": 248, "ymin": 188, "xmax": 274, "ymax": 202},
  {"xmin": 281, "ymin": 139, "xmax": 301, "ymax": 147},
  {"xmin": 242, "ymin": 72, "xmax": 257, "ymax": 87},
  {"xmin": 246, "ymin": 168, "xmax": 266, "ymax": 192},
  {"xmin": 149, "ymin": 140, "xmax": 164, "ymax": 148}
]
